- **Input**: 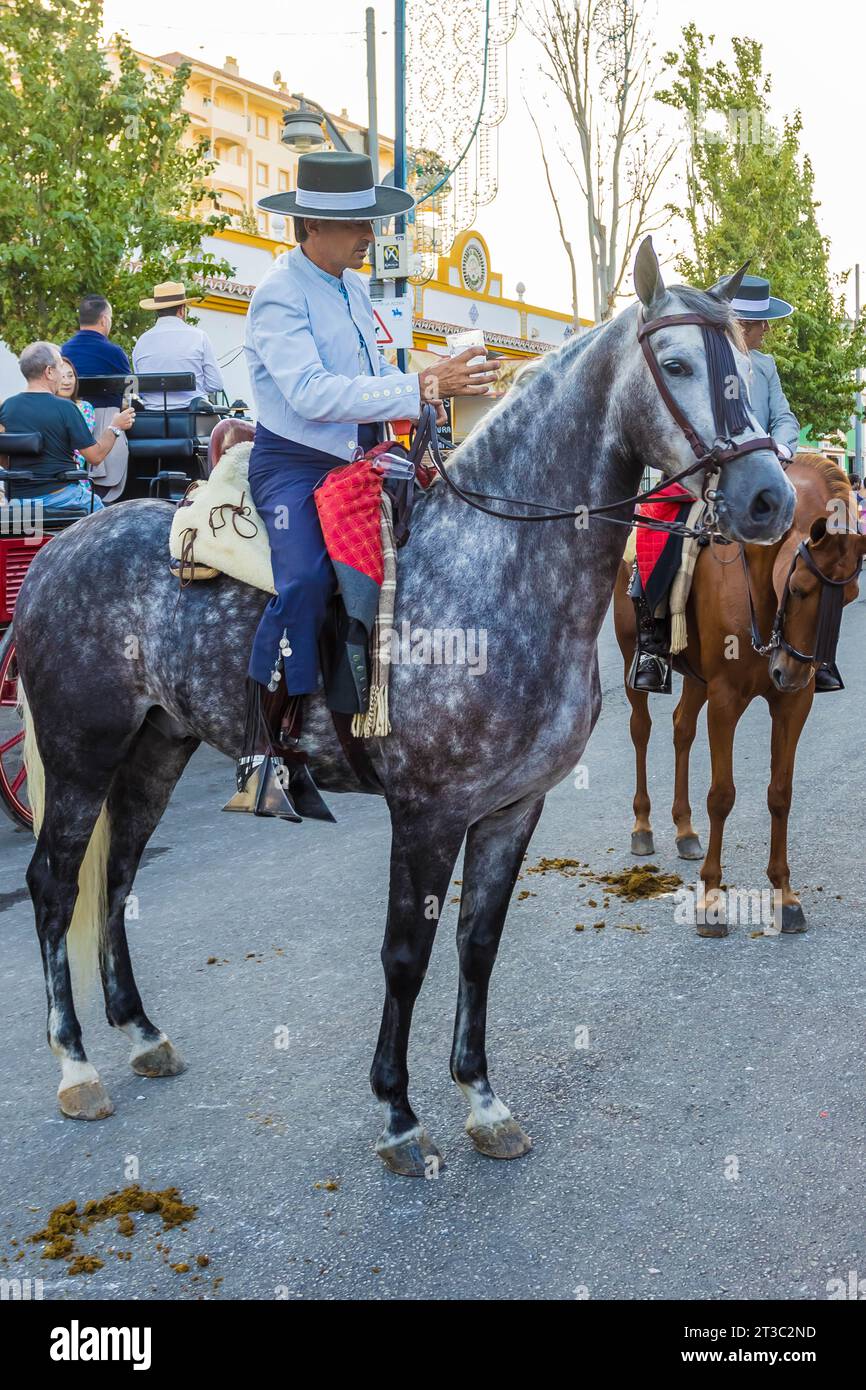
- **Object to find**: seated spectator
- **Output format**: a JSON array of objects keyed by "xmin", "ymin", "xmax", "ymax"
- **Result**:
[
  {"xmin": 57, "ymin": 357, "xmax": 95, "ymax": 467},
  {"xmin": 0, "ymin": 342, "xmax": 134, "ymax": 512},
  {"xmin": 133, "ymin": 281, "xmax": 226, "ymax": 409},
  {"xmin": 62, "ymin": 294, "xmax": 132, "ymax": 501}
]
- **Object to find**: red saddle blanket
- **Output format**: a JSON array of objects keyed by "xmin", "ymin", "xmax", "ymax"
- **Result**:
[
  {"xmin": 315, "ymin": 451, "xmax": 386, "ymax": 588},
  {"xmin": 635, "ymin": 481, "xmax": 692, "ymax": 590}
]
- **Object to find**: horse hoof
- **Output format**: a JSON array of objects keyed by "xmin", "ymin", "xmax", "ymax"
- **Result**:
[
  {"xmin": 696, "ymin": 922, "xmax": 728, "ymax": 939},
  {"xmin": 676, "ymin": 834, "xmax": 703, "ymax": 860},
  {"xmin": 631, "ymin": 830, "xmax": 655, "ymax": 856},
  {"xmin": 130, "ymin": 1039, "xmax": 186, "ymax": 1078},
  {"xmin": 468, "ymin": 1116, "xmax": 532, "ymax": 1160},
  {"xmin": 781, "ymin": 903, "xmax": 807, "ymax": 934},
  {"xmin": 59, "ymin": 1080, "xmax": 115, "ymax": 1121},
  {"xmin": 375, "ymin": 1127, "xmax": 444, "ymax": 1178}
]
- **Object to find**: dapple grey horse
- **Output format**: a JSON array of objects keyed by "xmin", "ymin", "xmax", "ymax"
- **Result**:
[{"xmin": 15, "ymin": 239, "xmax": 795, "ymax": 1175}]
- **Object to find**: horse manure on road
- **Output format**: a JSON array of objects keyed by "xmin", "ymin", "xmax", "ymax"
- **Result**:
[
  {"xmin": 526, "ymin": 857, "xmax": 586, "ymax": 877},
  {"xmin": 590, "ymin": 865, "xmax": 683, "ymax": 900},
  {"xmin": 28, "ymin": 1184, "xmax": 198, "ymax": 1276},
  {"xmin": 526, "ymin": 858, "xmax": 681, "ymax": 901}
]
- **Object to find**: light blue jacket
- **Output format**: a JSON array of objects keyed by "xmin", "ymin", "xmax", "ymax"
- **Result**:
[
  {"xmin": 244, "ymin": 246, "xmax": 421, "ymax": 460},
  {"xmin": 747, "ymin": 348, "xmax": 800, "ymax": 458}
]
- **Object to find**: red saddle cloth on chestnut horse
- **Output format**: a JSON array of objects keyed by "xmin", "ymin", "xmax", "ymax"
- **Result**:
[{"xmin": 634, "ymin": 480, "xmax": 694, "ymax": 612}]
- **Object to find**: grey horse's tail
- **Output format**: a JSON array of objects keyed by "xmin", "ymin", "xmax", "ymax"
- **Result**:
[{"xmin": 19, "ymin": 679, "xmax": 110, "ymax": 999}]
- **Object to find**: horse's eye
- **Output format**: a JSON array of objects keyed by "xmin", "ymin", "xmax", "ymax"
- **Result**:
[{"xmin": 662, "ymin": 359, "xmax": 690, "ymax": 377}]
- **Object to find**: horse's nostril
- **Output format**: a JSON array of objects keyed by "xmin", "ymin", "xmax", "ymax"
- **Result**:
[{"xmin": 751, "ymin": 488, "xmax": 776, "ymax": 521}]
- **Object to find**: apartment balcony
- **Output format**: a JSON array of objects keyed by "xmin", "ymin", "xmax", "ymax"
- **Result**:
[
  {"xmin": 204, "ymin": 102, "xmax": 249, "ymax": 140},
  {"xmin": 211, "ymin": 159, "xmax": 248, "ymax": 191}
]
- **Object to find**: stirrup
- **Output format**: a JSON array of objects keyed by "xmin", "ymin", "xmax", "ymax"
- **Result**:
[
  {"xmin": 285, "ymin": 761, "xmax": 336, "ymax": 823},
  {"xmin": 627, "ymin": 650, "xmax": 672, "ymax": 694},
  {"xmin": 221, "ymin": 756, "xmax": 302, "ymax": 821},
  {"xmin": 253, "ymin": 756, "xmax": 303, "ymax": 821},
  {"xmin": 814, "ymin": 662, "xmax": 844, "ymax": 693},
  {"xmin": 222, "ymin": 754, "xmax": 263, "ymax": 812}
]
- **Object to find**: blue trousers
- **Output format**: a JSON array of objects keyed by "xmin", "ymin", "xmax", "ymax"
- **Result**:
[
  {"xmin": 45, "ymin": 481, "xmax": 104, "ymax": 511},
  {"xmin": 247, "ymin": 422, "xmax": 376, "ymax": 693}
]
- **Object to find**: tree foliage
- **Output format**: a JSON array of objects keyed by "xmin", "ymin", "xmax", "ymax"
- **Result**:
[
  {"xmin": 0, "ymin": 0, "xmax": 233, "ymax": 355},
  {"xmin": 657, "ymin": 25, "xmax": 865, "ymax": 439}
]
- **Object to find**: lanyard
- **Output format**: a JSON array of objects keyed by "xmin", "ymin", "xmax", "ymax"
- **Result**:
[{"xmin": 338, "ymin": 279, "xmax": 373, "ymax": 375}]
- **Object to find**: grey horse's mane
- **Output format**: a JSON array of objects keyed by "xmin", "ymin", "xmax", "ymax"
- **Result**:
[{"xmin": 450, "ymin": 282, "xmax": 741, "ymax": 458}]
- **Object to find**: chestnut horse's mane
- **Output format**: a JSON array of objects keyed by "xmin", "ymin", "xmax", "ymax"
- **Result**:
[{"xmin": 793, "ymin": 451, "xmax": 852, "ymax": 502}]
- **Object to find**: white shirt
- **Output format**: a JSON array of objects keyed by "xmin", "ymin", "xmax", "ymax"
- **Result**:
[
  {"xmin": 244, "ymin": 247, "xmax": 420, "ymax": 460},
  {"xmin": 132, "ymin": 315, "xmax": 226, "ymax": 408}
]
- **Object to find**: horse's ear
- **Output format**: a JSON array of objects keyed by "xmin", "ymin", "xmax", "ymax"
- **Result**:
[
  {"xmin": 634, "ymin": 236, "xmax": 665, "ymax": 313},
  {"xmin": 708, "ymin": 260, "xmax": 751, "ymax": 303}
]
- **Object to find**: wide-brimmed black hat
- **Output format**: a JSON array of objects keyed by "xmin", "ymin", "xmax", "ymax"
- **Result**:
[
  {"xmin": 730, "ymin": 273, "xmax": 793, "ymax": 320},
  {"xmin": 257, "ymin": 151, "xmax": 415, "ymax": 221}
]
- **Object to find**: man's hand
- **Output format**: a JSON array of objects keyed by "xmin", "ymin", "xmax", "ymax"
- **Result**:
[
  {"xmin": 419, "ymin": 347, "xmax": 500, "ymax": 402},
  {"xmin": 111, "ymin": 408, "xmax": 136, "ymax": 432}
]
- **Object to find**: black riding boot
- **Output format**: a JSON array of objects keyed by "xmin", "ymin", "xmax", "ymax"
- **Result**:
[
  {"xmin": 814, "ymin": 661, "xmax": 844, "ymax": 692},
  {"xmin": 223, "ymin": 685, "xmax": 335, "ymax": 821},
  {"xmin": 627, "ymin": 595, "xmax": 672, "ymax": 694}
]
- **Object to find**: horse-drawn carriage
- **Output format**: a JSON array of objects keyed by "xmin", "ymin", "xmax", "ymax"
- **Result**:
[{"xmin": 0, "ymin": 372, "xmax": 249, "ymax": 827}]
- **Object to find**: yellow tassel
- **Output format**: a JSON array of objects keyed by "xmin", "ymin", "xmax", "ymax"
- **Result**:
[
  {"xmin": 671, "ymin": 610, "xmax": 687, "ymax": 655},
  {"xmin": 373, "ymin": 684, "xmax": 390, "ymax": 736},
  {"xmin": 350, "ymin": 685, "xmax": 391, "ymax": 738}
]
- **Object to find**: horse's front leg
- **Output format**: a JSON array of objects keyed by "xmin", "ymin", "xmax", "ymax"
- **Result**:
[
  {"xmin": 451, "ymin": 794, "xmax": 543, "ymax": 1159},
  {"xmin": 699, "ymin": 688, "xmax": 747, "ymax": 938},
  {"xmin": 766, "ymin": 688, "xmax": 813, "ymax": 934},
  {"xmin": 626, "ymin": 685, "xmax": 655, "ymax": 856},
  {"xmin": 672, "ymin": 675, "xmax": 707, "ymax": 860},
  {"xmin": 371, "ymin": 805, "xmax": 466, "ymax": 1176}
]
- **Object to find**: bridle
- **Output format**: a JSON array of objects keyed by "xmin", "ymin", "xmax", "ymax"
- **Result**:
[
  {"xmin": 744, "ymin": 539, "xmax": 862, "ymax": 666},
  {"xmin": 414, "ymin": 309, "xmax": 783, "ymax": 539}
]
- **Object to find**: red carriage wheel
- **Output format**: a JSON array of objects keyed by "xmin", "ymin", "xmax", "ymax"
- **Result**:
[{"xmin": 0, "ymin": 628, "xmax": 32, "ymax": 829}]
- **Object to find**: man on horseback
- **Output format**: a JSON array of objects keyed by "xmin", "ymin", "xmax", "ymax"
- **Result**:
[
  {"xmin": 629, "ymin": 273, "xmax": 843, "ymax": 694},
  {"xmin": 233, "ymin": 151, "xmax": 498, "ymax": 818}
]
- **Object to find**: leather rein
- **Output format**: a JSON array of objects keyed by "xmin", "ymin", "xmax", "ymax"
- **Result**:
[
  {"xmin": 742, "ymin": 539, "xmax": 862, "ymax": 665},
  {"xmin": 412, "ymin": 310, "xmax": 782, "ymax": 539}
]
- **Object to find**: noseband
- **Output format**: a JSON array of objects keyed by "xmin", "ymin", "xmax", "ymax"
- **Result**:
[
  {"xmin": 417, "ymin": 310, "xmax": 782, "ymax": 536},
  {"xmin": 744, "ymin": 541, "xmax": 862, "ymax": 666}
]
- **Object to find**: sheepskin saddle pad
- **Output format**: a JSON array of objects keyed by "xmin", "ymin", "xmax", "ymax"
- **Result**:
[{"xmin": 169, "ymin": 442, "xmax": 275, "ymax": 593}]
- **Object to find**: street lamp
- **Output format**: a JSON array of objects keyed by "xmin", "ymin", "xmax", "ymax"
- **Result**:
[{"xmin": 280, "ymin": 99, "xmax": 351, "ymax": 153}]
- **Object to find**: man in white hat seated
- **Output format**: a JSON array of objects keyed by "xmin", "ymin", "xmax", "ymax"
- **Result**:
[
  {"xmin": 631, "ymin": 271, "xmax": 840, "ymax": 695},
  {"xmin": 234, "ymin": 149, "xmax": 497, "ymax": 819},
  {"xmin": 733, "ymin": 275, "xmax": 841, "ymax": 692},
  {"xmin": 132, "ymin": 282, "xmax": 226, "ymax": 410}
]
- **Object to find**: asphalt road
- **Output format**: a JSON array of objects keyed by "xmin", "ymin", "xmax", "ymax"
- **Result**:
[{"xmin": 1, "ymin": 598, "xmax": 865, "ymax": 1302}]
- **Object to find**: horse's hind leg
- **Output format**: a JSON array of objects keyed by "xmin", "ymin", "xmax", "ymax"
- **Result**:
[
  {"xmin": 370, "ymin": 805, "xmax": 466, "ymax": 1176},
  {"xmin": 101, "ymin": 720, "xmax": 199, "ymax": 1075},
  {"xmin": 27, "ymin": 778, "xmax": 117, "ymax": 1120},
  {"xmin": 672, "ymin": 676, "xmax": 707, "ymax": 860},
  {"xmin": 451, "ymin": 794, "xmax": 543, "ymax": 1159}
]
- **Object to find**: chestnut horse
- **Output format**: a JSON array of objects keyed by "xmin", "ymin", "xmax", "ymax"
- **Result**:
[{"xmin": 614, "ymin": 454, "xmax": 864, "ymax": 937}]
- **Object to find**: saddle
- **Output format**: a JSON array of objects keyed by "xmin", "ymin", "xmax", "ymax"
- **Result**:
[
  {"xmin": 626, "ymin": 487, "xmax": 708, "ymax": 654},
  {"xmin": 168, "ymin": 440, "xmax": 401, "ymax": 735}
]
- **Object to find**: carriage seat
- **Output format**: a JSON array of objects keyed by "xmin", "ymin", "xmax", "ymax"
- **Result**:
[{"xmin": 0, "ymin": 432, "xmax": 92, "ymax": 525}]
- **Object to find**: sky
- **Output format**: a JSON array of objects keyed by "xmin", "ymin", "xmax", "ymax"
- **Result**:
[{"xmin": 103, "ymin": 0, "xmax": 866, "ymax": 319}]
